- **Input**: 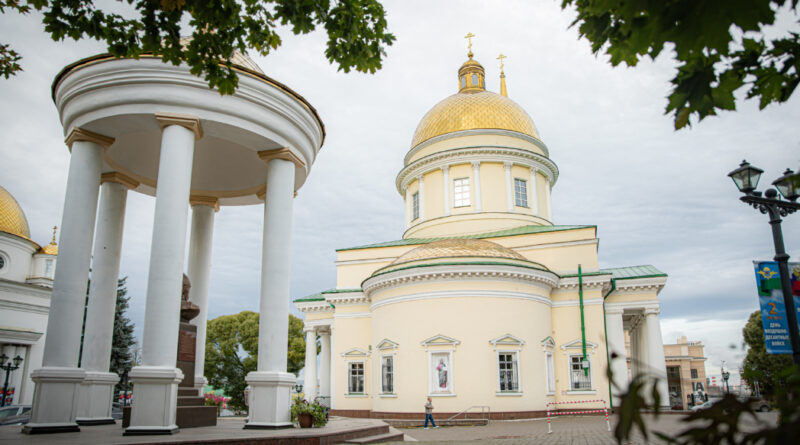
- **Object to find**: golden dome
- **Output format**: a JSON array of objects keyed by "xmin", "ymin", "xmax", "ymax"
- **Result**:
[
  {"xmin": 391, "ymin": 238, "xmax": 526, "ymax": 266},
  {"xmin": 39, "ymin": 226, "xmax": 58, "ymax": 255},
  {"xmin": 410, "ymin": 90, "xmax": 540, "ymax": 148},
  {"xmin": 0, "ymin": 185, "xmax": 31, "ymax": 240}
]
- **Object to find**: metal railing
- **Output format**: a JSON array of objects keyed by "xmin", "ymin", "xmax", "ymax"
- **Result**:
[{"xmin": 446, "ymin": 405, "xmax": 491, "ymax": 422}]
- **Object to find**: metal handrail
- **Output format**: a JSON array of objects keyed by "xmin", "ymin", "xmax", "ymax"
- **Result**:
[{"xmin": 446, "ymin": 405, "xmax": 491, "ymax": 422}]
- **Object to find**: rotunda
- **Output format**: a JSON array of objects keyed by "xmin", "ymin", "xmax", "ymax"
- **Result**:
[{"xmin": 296, "ymin": 45, "xmax": 670, "ymax": 419}]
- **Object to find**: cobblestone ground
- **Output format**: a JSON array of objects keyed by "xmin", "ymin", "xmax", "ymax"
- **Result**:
[{"xmin": 391, "ymin": 413, "xmax": 779, "ymax": 444}]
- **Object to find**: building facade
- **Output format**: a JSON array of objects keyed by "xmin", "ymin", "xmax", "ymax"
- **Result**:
[
  {"xmin": 663, "ymin": 336, "xmax": 707, "ymax": 409},
  {"xmin": 0, "ymin": 185, "xmax": 56, "ymax": 406},
  {"xmin": 295, "ymin": 49, "xmax": 671, "ymax": 418}
]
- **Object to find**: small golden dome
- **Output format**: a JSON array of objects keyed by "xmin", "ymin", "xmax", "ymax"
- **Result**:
[
  {"xmin": 410, "ymin": 90, "xmax": 540, "ymax": 148},
  {"xmin": 0, "ymin": 185, "xmax": 31, "ymax": 240},
  {"xmin": 39, "ymin": 226, "xmax": 58, "ymax": 255},
  {"xmin": 391, "ymin": 238, "xmax": 526, "ymax": 266}
]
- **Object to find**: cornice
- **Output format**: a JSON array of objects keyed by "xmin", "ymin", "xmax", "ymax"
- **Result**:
[
  {"xmin": 555, "ymin": 274, "xmax": 612, "ymax": 295},
  {"xmin": 405, "ymin": 129, "xmax": 550, "ymax": 164},
  {"xmin": 101, "ymin": 172, "xmax": 140, "ymax": 190},
  {"xmin": 610, "ymin": 276, "xmax": 667, "ymax": 295},
  {"xmin": 294, "ymin": 300, "xmax": 332, "ymax": 313},
  {"xmin": 0, "ymin": 327, "xmax": 44, "ymax": 344},
  {"xmin": 154, "ymin": 112, "xmax": 203, "ymax": 140},
  {"xmin": 396, "ymin": 146, "xmax": 559, "ymax": 194},
  {"xmin": 65, "ymin": 127, "xmax": 115, "ymax": 150},
  {"xmin": 325, "ymin": 291, "xmax": 369, "ymax": 306},
  {"xmin": 258, "ymin": 147, "xmax": 305, "ymax": 168},
  {"xmin": 362, "ymin": 263, "xmax": 559, "ymax": 298}
]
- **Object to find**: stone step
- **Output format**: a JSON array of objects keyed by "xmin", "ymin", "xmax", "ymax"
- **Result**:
[
  {"xmin": 176, "ymin": 405, "xmax": 217, "ymax": 428},
  {"xmin": 178, "ymin": 388, "xmax": 199, "ymax": 397},
  {"xmin": 341, "ymin": 426, "xmax": 406, "ymax": 444},
  {"xmin": 177, "ymin": 395, "xmax": 205, "ymax": 406},
  {"xmin": 384, "ymin": 418, "xmax": 488, "ymax": 428}
]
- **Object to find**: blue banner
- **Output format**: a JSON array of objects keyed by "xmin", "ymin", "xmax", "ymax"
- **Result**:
[{"xmin": 754, "ymin": 261, "xmax": 800, "ymax": 354}]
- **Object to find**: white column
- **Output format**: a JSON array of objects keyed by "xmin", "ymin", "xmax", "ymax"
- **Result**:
[
  {"xmin": 530, "ymin": 167, "xmax": 538, "ymax": 216},
  {"xmin": 245, "ymin": 149, "xmax": 300, "ymax": 429},
  {"xmin": 418, "ymin": 175, "xmax": 425, "ymax": 220},
  {"xmin": 25, "ymin": 128, "xmax": 110, "ymax": 434},
  {"xmin": 303, "ymin": 328, "xmax": 317, "ymax": 401},
  {"xmin": 187, "ymin": 199, "xmax": 217, "ymax": 396},
  {"xmin": 441, "ymin": 166, "xmax": 450, "ymax": 216},
  {"xmin": 644, "ymin": 309, "xmax": 669, "ymax": 408},
  {"xmin": 471, "ymin": 162, "xmax": 482, "ymax": 212},
  {"xmin": 405, "ymin": 188, "xmax": 411, "ymax": 229},
  {"xmin": 604, "ymin": 307, "xmax": 628, "ymax": 407},
  {"xmin": 545, "ymin": 176, "xmax": 553, "ymax": 221},
  {"xmin": 504, "ymin": 162, "xmax": 513, "ymax": 212},
  {"xmin": 318, "ymin": 329, "xmax": 331, "ymax": 404},
  {"xmin": 77, "ymin": 177, "xmax": 135, "ymax": 425},
  {"xmin": 127, "ymin": 115, "xmax": 200, "ymax": 435}
]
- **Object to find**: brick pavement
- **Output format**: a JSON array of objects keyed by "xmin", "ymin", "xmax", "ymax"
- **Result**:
[{"xmin": 392, "ymin": 413, "xmax": 779, "ymax": 444}]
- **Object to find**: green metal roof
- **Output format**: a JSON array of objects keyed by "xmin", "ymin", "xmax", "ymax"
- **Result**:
[
  {"xmin": 294, "ymin": 288, "xmax": 362, "ymax": 303},
  {"xmin": 599, "ymin": 265, "xmax": 666, "ymax": 280},
  {"xmin": 336, "ymin": 225, "xmax": 595, "ymax": 252}
]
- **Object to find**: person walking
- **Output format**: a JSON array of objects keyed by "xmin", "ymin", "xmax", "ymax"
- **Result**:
[{"xmin": 424, "ymin": 397, "xmax": 438, "ymax": 429}]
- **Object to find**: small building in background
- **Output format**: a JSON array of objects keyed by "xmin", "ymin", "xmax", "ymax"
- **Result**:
[{"xmin": 663, "ymin": 336, "xmax": 707, "ymax": 409}]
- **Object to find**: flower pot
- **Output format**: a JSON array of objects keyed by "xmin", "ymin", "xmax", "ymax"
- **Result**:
[{"xmin": 298, "ymin": 412, "xmax": 314, "ymax": 428}]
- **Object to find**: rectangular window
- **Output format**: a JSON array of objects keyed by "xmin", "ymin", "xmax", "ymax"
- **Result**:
[
  {"xmin": 381, "ymin": 356, "xmax": 394, "ymax": 394},
  {"xmin": 691, "ymin": 368, "xmax": 698, "ymax": 379},
  {"xmin": 45, "ymin": 259, "xmax": 53, "ymax": 275},
  {"xmin": 412, "ymin": 192, "xmax": 420, "ymax": 220},
  {"xmin": 348, "ymin": 362, "xmax": 364, "ymax": 394},
  {"xmin": 498, "ymin": 352, "xmax": 519, "ymax": 392},
  {"xmin": 546, "ymin": 352, "xmax": 555, "ymax": 393},
  {"xmin": 514, "ymin": 178, "xmax": 528, "ymax": 207},
  {"xmin": 569, "ymin": 355, "xmax": 592, "ymax": 390},
  {"xmin": 453, "ymin": 178, "xmax": 471, "ymax": 207}
]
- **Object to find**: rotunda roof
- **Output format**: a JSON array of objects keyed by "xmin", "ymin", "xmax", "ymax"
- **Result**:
[
  {"xmin": 390, "ymin": 238, "xmax": 526, "ymax": 266},
  {"xmin": 410, "ymin": 90, "xmax": 539, "ymax": 148},
  {"xmin": 0, "ymin": 185, "xmax": 31, "ymax": 240}
]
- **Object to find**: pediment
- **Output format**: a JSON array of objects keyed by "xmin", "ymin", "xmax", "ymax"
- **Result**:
[
  {"xmin": 340, "ymin": 347, "xmax": 369, "ymax": 357},
  {"xmin": 377, "ymin": 338, "xmax": 399, "ymax": 350},
  {"xmin": 489, "ymin": 334, "xmax": 525, "ymax": 347},
  {"xmin": 560, "ymin": 339, "xmax": 598, "ymax": 353},
  {"xmin": 420, "ymin": 334, "xmax": 461, "ymax": 347},
  {"xmin": 540, "ymin": 336, "xmax": 555, "ymax": 348}
]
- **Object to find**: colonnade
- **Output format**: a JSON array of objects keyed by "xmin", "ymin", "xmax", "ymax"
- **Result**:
[
  {"xmin": 405, "ymin": 161, "xmax": 552, "ymax": 228},
  {"xmin": 301, "ymin": 325, "xmax": 331, "ymax": 404},
  {"xmin": 605, "ymin": 306, "xmax": 669, "ymax": 408},
  {"xmin": 25, "ymin": 115, "xmax": 303, "ymax": 434}
]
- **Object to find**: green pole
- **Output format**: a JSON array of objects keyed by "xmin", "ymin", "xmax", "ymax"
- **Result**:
[{"xmin": 579, "ymin": 264, "xmax": 588, "ymax": 376}]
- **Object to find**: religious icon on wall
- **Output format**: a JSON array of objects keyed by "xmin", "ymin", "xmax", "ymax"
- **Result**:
[{"xmin": 431, "ymin": 353, "xmax": 450, "ymax": 392}]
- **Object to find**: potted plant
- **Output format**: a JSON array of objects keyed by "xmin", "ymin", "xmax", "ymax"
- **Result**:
[
  {"xmin": 204, "ymin": 392, "xmax": 227, "ymax": 415},
  {"xmin": 290, "ymin": 395, "xmax": 328, "ymax": 428}
]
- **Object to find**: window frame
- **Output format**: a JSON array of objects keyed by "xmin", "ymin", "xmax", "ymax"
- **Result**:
[
  {"xmin": 428, "ymin": 350, "xmax": 455, "ymax": 396},
  {"xmin": 381, "ymin": 354, "xmax": 394, "ymax": 395},
  {"xmin": 453, "ymin": 177, "xmax": 471, "ymax": 208},
  {"xmin": 514, "ymin": 178, "xmax": 529, "ymax": 208},
  {"xmin": 568, "ymin": 354, "xmax": 593, "ymax": 392},
  {"xmin": 545, "ymin": 351, "xmax": 556, "ymax": 395},
  {"xmin": 496, "ymin": 350, "xmax": 521, "ymax": 394},
  {"xmin": 690, "ymin": 368, "xmax": 698, "ymax": 379},
  {"xmin": 346, "ymin": 360, "xmax": 366, "ymax": 395},
  {"xmin": 412, "ymin": 191, "xmax": 420, "ymax": 221}
]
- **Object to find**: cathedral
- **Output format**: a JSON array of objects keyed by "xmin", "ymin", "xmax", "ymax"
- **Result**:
[{"xmin": 295, "ymin": 46, "xmax": 670, "ymax": 418}]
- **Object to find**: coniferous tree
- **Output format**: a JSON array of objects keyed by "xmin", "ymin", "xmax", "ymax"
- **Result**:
[{"xmin": 110, "ymin": 277, "xmax": 136, "ymax": 394}]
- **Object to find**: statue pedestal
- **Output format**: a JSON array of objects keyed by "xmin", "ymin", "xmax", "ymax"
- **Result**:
[{"xmin": 177, "ymin": 322, "xmax": 197, "ymax": 389}]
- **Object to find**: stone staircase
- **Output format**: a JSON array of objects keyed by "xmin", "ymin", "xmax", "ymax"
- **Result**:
[{"xmin": 338, "ymin": 426, "xmax": 406, "ymax": 444}]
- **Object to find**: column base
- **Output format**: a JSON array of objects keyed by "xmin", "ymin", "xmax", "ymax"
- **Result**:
[
  {"xmin": 125, "ymin": 366, "xmax": 183, "ymax": 436},
  {"xmin": 23, "ymin": 367, "xmax": 85, "ymax": 434},
  {"xmin": 194, "ymin": 375, "xmax": 208, "ymax": 397},
  {"xmin": 76, "ymin": 371, "xmax": 119, "ymax": 426},
  {"xmin": 244, "ymin": 371, "xmax": 295, "ymax": 429}
]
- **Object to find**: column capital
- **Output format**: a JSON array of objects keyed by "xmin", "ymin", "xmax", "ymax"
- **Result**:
[
  {"xmin": 503, "ymin": 161, "xmax": 513, "ymax": 170},
  {"xmin": 441, "ymin": 165, "xmax": 450, "ymax": 174},
  {"xmin": 605, "ymin": 306, "xmax": 624, "ymax": 315},
  {"xmin": 258, "ymin": 148, "xmax": 305, "ymax": 168},
  {"xmin": 190, "ymin": 195, "xmax": 220, "ymax": 212},
  {"xmin": 418, "ymin": 174, "xmax": 424, "ymax": 184},
  {"xmin": 65, "ymin": 127, "xmax": 115, "ymax": 150},
  {"xmin": 100, "ymin": 172, "xmax": 139, "ymax": 190},
  {"xmin": 303, "ymin": 326, "xmax": 317, "ymax": 334},
  {"xmin": 644, "ymin": 307, "xmax": 661, "ymax": 316},
  {"xmin": 471, "ymin": 161, "xmax": 481, "ymax": 168},
  {"xmin": 154, "ymin": 112, "xmax": 203, "ymax": 140}
]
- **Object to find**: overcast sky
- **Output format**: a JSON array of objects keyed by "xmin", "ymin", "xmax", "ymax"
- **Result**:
[{"xmin": 1, "ymin": 1, "xmax": 799, "ymax": 387}]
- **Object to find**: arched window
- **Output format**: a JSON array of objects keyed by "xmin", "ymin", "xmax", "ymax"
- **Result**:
[
  {"xmin": 471, "ymin": 74, "xmax": 478, "ymax": 85},
  {"xmin": 460, "ymin": 77, "xmax": 466, "ymax": 88}
]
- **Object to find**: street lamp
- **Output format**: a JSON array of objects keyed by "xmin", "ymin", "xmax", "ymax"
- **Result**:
[
  {"xmin": 729, "ymin": 160, "xmax": 800, "ymax": 365},
  {"xmin": 0, "ymin": 353, "xmax": 23, "ymax": 407},
  {"xmin": 293, "ymin": 384, "xmax": 304, "ymax": 394}
]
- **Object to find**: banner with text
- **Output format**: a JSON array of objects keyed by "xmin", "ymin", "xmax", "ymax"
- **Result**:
[{"xmin": 753, "ymin": 261, "xmax": 800, "ymax": 354}]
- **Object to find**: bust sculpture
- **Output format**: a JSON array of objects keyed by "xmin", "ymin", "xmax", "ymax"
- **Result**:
[{"xmin": 180, "ymin": 274, "xmax": 200, "ymax": 322}]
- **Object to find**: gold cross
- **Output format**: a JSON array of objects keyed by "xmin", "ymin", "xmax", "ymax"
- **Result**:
[
  {"xmin": 51, "ymin": 226, "xmax": 58, "ymax": 243},
  {"xmin": 464, "ymin": 32, "xmax": 475, "ymax": 52},
  {"xmin": 497, "ymin": 53, "xmax": 507, "ymax": 71}
]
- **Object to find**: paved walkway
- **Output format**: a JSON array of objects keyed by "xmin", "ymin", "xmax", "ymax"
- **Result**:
[{"xmin": 393, "ymin": 413, "xmax": 780, "ymax": 444}]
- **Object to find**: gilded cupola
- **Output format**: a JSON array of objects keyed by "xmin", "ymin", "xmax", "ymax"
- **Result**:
[{"xmin": 0, "ymin": 185, "xmax": 32, "ymax": 240}]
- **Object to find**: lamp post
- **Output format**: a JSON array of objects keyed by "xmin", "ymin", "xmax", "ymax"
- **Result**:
[
  {"xmin": 729, "ymin": 160, "xmax": 800, "ymax": 365},
  {"xmin": 0, "ymin": 353, "xmax": 23, "ymax": 407}
]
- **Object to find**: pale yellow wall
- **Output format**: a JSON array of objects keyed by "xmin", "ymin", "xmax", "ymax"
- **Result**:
[
  {"xmin": 332, "ymin": 313, "xmax": 372, "ymax": 410},
  {"xmin": 481, "ymin": 163, "xmax": 506, "ymax": 213},
  {"xmin": 535, "ymin": 172, "xmax": 550, "ymax": 220},
  {"xmin": 406, "ymin": 179, "xmax": 420, "ymax": 227},
  {"xmin": 449, "ymin": 163, "xmax": 474, "ymax": 215},
  {"xmin": 407, "ymin": 134, "xmax": 545, "ymax": 165},
  {"xmin": 305, "ymin": 311, "xmax": 334, "ymax": 322},
  {"xmin": 424, "ymin": 169, "xmax": 444, "ymax": 221},
  {"xmin": 404, "ymin": 212, "xmax": 547, "ymax": 239}
]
